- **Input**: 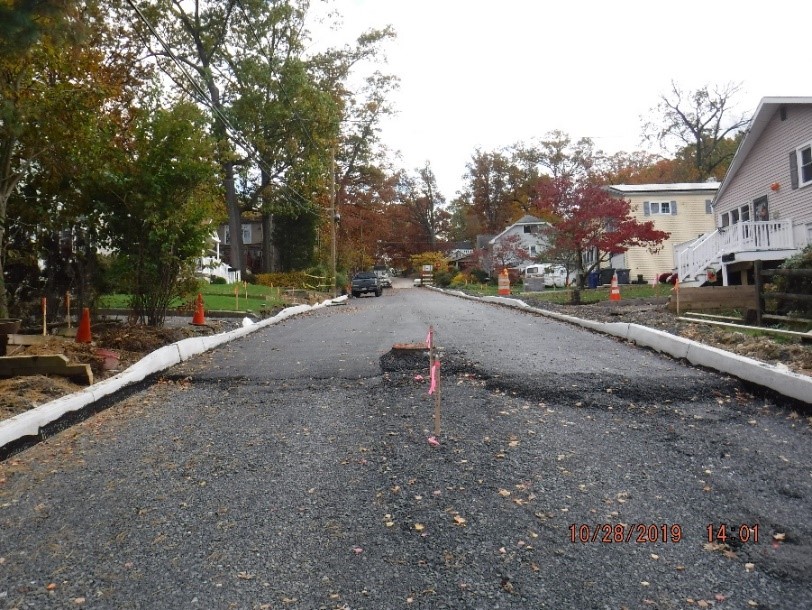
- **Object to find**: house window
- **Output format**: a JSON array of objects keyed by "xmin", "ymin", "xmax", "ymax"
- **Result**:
[
  {"xmin": 799, "ymin": 144, "xmax": 812, "ymax": 187},
  {"xmin": 721, "ymin": 212, "xmax": 729, "ymax": 227},
  {"xmin": 529, "ymin": 245, "xmax": 537, "ymax": 255},
  {"xmin": 740, "ymin": 204, "xmax": 750, "ymax": 222},
  {"xmin": 730, "ymin": 209, "xmax": 739, "ymax": 224},
  {"xmin": 223, "ymin": 224, "xmax": 253, "ymax": 244},
  {"xmin": 651, "ymin": 201, "xmax": 670, "ymax": 214}
]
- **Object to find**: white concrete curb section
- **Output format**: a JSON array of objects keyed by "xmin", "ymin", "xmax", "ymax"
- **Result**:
[
  {"xmin": 0, "ymin": 296, "xmax": 348, "ymax": 451},
  {"xmin": 457, "ymin": 291, "xmax": 812, "ymax": 404}
]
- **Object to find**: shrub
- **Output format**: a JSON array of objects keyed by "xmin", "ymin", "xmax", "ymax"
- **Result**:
[
  {"xmin": 774, "ymin": 246, "xmax": 812, "ymax": 316},
  {"xmin": 469, "ymin": 268, "xmax": 489, "ymax": 283},
  {"xmin": 255, "ymin": 271, "xmax": 311, "ymax": 289},
  {"xmin": 210, "ymin": 276, "xmax": 227, "ymax": 285},
  {"xmin": 434, "ymin": 270, "xmax": 454, "ymax": 287},
  {"xmin": 449, "ymin": 272, "xmax": 468, "ymax": 288}
]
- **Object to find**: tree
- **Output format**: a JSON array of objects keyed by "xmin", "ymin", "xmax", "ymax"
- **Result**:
[
  {"xmin": 396, "ymin": 162, "xmax": 450, "ymax": 250},
  {"xmin": 532, "ymin": 178, "xmax": 669, "ymax": 304},
  {"xmin": 226, "ymin": 1, "xmax": 339, "ymax": 273},
  {"xmin": 0, "ymin": 0, "xmax": 67, "ymax": 54},
  {"xmin": 491, "ymin": 234, "xmax": 529, "ymax": 271},
  {"xmin": 409, "ymin": 251, "xmax": 448, "ymax": 275},
  {"xmin": 644, "ymin": 81, "xmax": 750, "ymax": 181},
  {"xmin": 97, "ymin": 102, "xmax": 220, "ymax": 325},
  {"xmin": 458, "ymin": 149, "xmax": 514, "ymax": 234},
  {"xmin": 1, "ymin": 1, "xmax": 146, "ymax": 318},
  {"xmin": 515, "ymin": 131, "xmax": 598, "ymax": 181},
  {"xmin": 593, "ymin": 151, "xmax": 676, "ymax": 185},
  {"xmin": 136, "ymin": 0, "xmax": 247, "ymax": 272}
]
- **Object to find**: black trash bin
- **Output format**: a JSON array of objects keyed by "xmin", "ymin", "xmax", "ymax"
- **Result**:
[
  {"xmin": 587, "ymin": 271, "xmax": 600, "ymax": 289},
  {"xmin": 616, "ymin": 269, "xmax": 630, "ymax": 284},
  {"xmin": 599, "ymin": 268, "xmax": 615, "ymax": 286}
]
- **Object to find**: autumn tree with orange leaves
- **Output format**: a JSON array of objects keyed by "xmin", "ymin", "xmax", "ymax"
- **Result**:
[{"xmin": 532, "ymin": 178, "xmax": 669, "ymax": 304}]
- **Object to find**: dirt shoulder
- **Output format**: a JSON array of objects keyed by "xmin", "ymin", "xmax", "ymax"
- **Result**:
[
  {"xmin": 517, "ymin": 294, "xmax": 812, "ymax": 378},
  {"xmin": 0, "ymin": 322, "xmax": 225, "ymax": 423}
]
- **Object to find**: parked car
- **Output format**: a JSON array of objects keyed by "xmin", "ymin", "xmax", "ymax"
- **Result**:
[
  {"xmin": 413, "ymin": 277, "xmax": 422, "ymax": 287},
  {"xmin": 377, "ymin": 272, "xmax": 392, "ymax": 287},
  {"xmin": 351, "ymin": 272, "xmax": 382, "ymax": 297}
]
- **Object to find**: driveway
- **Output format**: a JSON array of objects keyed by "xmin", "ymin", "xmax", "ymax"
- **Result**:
[{"xmin": 1, "ymin": 287, "xmax": 809, "ymax": 609}]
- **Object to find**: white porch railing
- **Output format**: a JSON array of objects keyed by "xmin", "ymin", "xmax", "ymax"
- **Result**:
[
  {"xmin": 677, "ymin": 220, "xmax": 794, "ymax": 283},
  {"xmin": 196, "ymin": 256, "xmax": 241, "ymax": 283}
]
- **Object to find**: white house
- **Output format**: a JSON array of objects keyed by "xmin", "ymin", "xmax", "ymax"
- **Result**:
[
  {"xmin": 486, "ymin": 214, "xmax": 549, "ymax": 273},
  {"xmin": 196, "ymin": 230, "xmax": 240, "ymax": 283},
  {"xmin": 676, "ymin": 96, "xmax": 812, "ymax": 286}
]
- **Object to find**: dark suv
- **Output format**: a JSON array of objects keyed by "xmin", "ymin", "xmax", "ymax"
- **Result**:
[{"xmin": 351, "ymin": 271, "xmax": 382, "ymax": 298}]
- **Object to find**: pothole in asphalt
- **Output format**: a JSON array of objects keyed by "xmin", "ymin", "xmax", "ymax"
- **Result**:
[{"xmin": 379, "ymin": 347, "xmax": 747, "ymax": 411}]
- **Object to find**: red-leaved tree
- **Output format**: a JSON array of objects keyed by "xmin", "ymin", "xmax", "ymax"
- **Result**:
[{"xmin": 532, "ymin": 178, "xmax": 669, "ymax": 303}]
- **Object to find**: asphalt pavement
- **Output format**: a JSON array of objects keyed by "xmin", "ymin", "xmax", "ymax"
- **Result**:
[{"xmin": 1, "ymin": 284, "xmax": 810, "ymax": 609}]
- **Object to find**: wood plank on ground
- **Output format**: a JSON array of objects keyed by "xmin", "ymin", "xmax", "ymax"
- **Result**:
[
  {"xmin": 0, "ymin": 354, "xmax": 93, "ymax": 385},
  {"xmin": 668, "ymin": 286, "xmax": 758, "ymax": 313},
  {"xmin": 677, "ymin": 317, "xmax": 812, "ymax": 340}
]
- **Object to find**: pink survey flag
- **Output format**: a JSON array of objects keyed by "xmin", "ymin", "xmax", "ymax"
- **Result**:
[{"xmin": 428, "ymin": 360, "xmax": 440, "ymax": 395}]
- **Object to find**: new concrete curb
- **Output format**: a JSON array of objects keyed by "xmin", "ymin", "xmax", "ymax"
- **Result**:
[
  {"xmin": 441, "ymin": 288, "xmax": 811, "ymax": 404},
  {"xmin": 0, "ymin": 296, "xmax": 347, "ymax": 454}
]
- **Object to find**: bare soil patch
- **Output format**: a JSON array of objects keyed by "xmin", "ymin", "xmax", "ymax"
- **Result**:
[
  {"xmin": 0, "ymin": 322, "xmax": 223, "ymax": 422},
  {"xmin": 521, "ymin": 295, "xmax": 812, "ymax": 377}
]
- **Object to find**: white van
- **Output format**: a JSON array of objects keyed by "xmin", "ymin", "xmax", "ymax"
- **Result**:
[
  {"xmin": 522, "ymin": 264, "xmax": 546, "ymax": 278},
  {"xmin": 522, "ymin": 264, "xmax": 572, "ymax": 288}
]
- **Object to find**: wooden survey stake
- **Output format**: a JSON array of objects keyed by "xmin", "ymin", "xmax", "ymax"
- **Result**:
[{"xmin": 433, "ymin": 358, "xmax": 442, "ymax": 436}]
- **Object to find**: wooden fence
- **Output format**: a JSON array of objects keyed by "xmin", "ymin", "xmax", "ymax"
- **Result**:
[
  {"xmin": 668, "ymin": 261, "xmax": 812, "ymax": 330},
  {"xmin": 667, "ymin": 285, "xmax": 758, "ymax": 313}
]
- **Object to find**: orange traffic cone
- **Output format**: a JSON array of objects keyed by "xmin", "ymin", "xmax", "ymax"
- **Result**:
[
  {"xmin": 191, "ymin": 293, "xmax": 206, "ymax": 325},
  {"xmin": 75, "ymin": 307, "xmax": 92, "ymax": 343},
  {"xmin": 609, "ymin": 272, "xmax": 621, "ymax": 302}
]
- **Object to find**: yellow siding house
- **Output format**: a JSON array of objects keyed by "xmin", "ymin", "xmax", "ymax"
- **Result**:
[{"xmin": 605, "ymin": 183, "xmax": 720, "ymax": 283}]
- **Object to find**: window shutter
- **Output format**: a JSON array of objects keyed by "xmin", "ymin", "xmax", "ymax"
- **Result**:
[
  {"xmin": 643, "ymin": 201, "xmax": 650, "ymax": 216},
  {"xmin": 705, "ymin": 199, "xmax": 712, "ymax": 214},
  {"xmin": 670, "ymin": 201, "xmax": 678, "ymax": 215},
  {"xmin": 790, "ymin": 151, "xmax": 799, "ymax": 189}
]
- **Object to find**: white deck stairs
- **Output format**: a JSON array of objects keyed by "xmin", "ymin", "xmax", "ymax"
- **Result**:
[{"xmin": 676, "ymin": 220, "xmax": 796, "ymax": 287}]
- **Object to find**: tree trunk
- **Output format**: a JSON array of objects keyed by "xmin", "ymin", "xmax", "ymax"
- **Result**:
[
  {"xmin": 570, "ymin": 248, "xmax": 584, "ymax": 305},
  {"xmin": 261, "ymin": 212, "xmax": 276, "ymax": 273},
  {"xmin": 224, "ymin": 162, "xmax": 243, "ymax": 275},
  {"xmin": 0, "ymin": 223, "xmax": 7, "ymax": 318}
]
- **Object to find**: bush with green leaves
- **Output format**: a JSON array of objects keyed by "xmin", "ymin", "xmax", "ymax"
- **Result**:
[
  {"xmin": 774, "ymin": 246, "xmax": 812, "ymax": 316},
  {"xmin": 97, "ymin": 102, "xmax": 220, "ymax": 326}
]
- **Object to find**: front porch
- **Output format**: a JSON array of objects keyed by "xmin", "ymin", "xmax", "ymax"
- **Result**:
[{"xmin": 676, "ymin": 220, "xmax": 799, "ymax": 286}]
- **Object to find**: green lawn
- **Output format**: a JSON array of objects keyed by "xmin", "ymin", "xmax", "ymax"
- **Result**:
[{"xmin": 99, "ymin": 282, "xmax": 289, "ymax": 313}]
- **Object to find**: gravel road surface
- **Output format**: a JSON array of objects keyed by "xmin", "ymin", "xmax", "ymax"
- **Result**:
[{"xmin": 1, "ymin": 286, "xmax": 810, "ymax": 609}]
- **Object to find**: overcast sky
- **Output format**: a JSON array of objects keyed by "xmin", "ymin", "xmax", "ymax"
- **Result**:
[{"xmin": 309, "ymin": 0, "xmax": 810, "ymax": 199}]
